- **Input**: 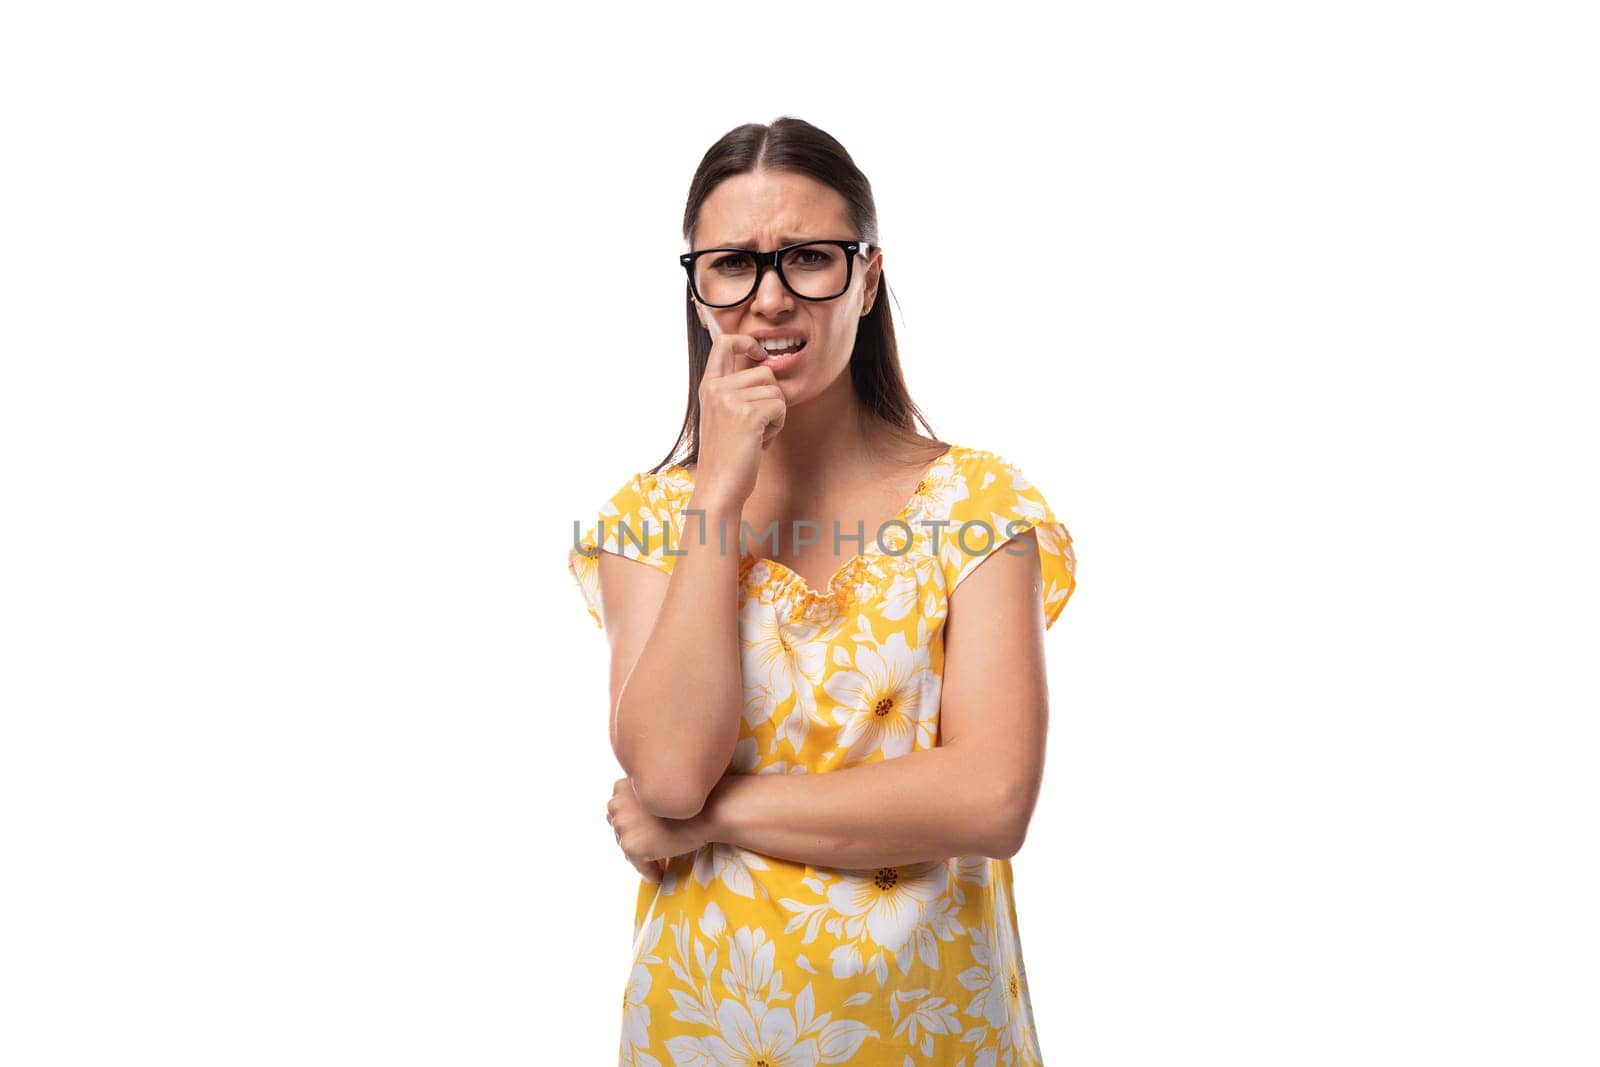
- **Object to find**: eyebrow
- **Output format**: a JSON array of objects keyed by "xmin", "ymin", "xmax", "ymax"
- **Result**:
[{"xmin": 718, "ymin": 235, "xmax": 815, "ymax": 250}]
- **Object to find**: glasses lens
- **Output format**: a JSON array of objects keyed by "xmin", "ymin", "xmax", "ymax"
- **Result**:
[
  {"xmin": 693, "ymin": 250, "xmax": 758, "ymax": 307},
  {"xmin": 780, "ymin": 243, "xmax": 849, "ymax": 300},
  {"xmin": 691, "ymin": 243, "xmax": 852, "ymax": 306}
]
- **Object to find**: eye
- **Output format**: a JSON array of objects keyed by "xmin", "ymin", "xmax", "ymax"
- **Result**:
[{"xmin": 709, "ymin": 252, "xmax": 754, "ymax": 273}]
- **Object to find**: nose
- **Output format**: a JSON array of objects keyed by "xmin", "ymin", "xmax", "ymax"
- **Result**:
[{"xmin": 750, "ymin": 261, "xmax": 794, "ymax": 317}]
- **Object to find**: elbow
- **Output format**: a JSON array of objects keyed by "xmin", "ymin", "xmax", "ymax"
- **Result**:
[
  {"xmin": 985, "ymin": 782, "xmax": 1036, "ymax": 860},
  {"xmin": 613, "ymin": 722, "xmax": 716, "ymax": 820},
  {"xmin": 987, "ymin": 817, "xmax": 1027, "ymax": 860},
  {"xmin": 611, "ymin": 701, "xmax": 705, "ymax": 818},
  {"xmin": 627, "ymin": 770, "xmax": 711, "ymax": 821},
  {"xmin": 612, "ymin": 690, "xmax": 731, "ymax": 820}
]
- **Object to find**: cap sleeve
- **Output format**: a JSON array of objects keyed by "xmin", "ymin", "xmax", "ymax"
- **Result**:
[
  {"xmin": 937, "ymin": 449, "xmax": 1077, "ymax": 630},
  {"xmin": 567, "ymin": 469, "xmax": 689, "ymax": 629}
]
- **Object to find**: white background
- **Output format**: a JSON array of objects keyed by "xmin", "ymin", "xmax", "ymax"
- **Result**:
[{"xmin": 3, "ymin": 2, "xmax": 1596, "ymax": 1063}]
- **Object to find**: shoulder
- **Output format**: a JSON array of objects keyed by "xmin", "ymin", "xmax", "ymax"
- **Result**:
[
  {"xmin": 635, "ymin": 465, "xmax": 696, "ymax": 511},
  {"xmin": 567, "ymin": 462, "xmax": 700, "ymax": 629},
  {"xmin": 595, "ymin": 465, "xmax": 694, "ymax": 519},
  {"xmin": 573, "ymin": 465, "xmax": 695, "ymax": 562},
  {"xmin": 660, "ymin": 463, "xmax": 697, "ymax": 492},
  {"xmin": 943, "ymin": 445, "xmax": 1051, "ymax": 510},
  {"xmin": 934, "ymin": 444, "xmax": 1077, "ymax": 626}
]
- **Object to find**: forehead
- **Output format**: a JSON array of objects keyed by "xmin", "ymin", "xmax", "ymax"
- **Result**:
[{"xmin": 695, "ymin": 169, "xmax": 853, "ymax": 249}]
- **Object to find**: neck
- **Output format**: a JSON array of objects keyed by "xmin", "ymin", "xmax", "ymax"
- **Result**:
[{"xmin": 759, "ymin": 372, "xmax": 887, "ymax": 491}]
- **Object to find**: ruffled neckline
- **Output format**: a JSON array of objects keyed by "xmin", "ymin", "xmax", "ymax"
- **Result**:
[{"xmin": 650, "ymin": 444, "xmax": 963, "ymax": 615}]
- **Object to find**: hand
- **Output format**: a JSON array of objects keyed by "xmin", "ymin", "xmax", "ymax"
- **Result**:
[
  {"xmin": 694, "ymin": 322, "xmax": 787, "ymax": 508},
  {"xmin": 607, "ymin": 776, "xmax": 712, "ymax": 884}
]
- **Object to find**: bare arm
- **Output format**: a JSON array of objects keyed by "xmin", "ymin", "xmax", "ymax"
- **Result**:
[
  {"xmin": 699, "ymin": 744, "xmax": 1015, "ymax": 868},
  {"xmin": 600, "ymin": 332, "xmax": 786, "ymax": 819},
  {"xmin": 695, "ymin": 530, "xmax": 1052, "ymax": 868},
  {"xmin": 599, "ymin": 490, "xmax": 745, "ymax": 819}
]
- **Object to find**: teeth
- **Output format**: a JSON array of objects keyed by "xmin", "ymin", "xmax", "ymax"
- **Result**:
[{"xmin": 760, "ymin": 337, "xmax": 804, "ymax": 352}]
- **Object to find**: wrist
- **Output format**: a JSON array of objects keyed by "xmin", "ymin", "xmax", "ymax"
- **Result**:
[
  {"xmin": 699, "ymin": 772, "xmax": 745, "ymax": 845},
  {"xmin": 686, "ymin": 486, "xmax": 744, "ymax": 522},
  {"xmin": 683, "ymin": 493, "xmax": 745, "ymax": 560}
]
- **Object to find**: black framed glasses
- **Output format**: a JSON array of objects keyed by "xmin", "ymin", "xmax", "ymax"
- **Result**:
[{"xmin": 679, "ymin": 238, "xmax": 872, "ymax": 308}]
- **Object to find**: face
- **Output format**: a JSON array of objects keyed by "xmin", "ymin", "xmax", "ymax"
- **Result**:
[{"xmin": 690, "ymin": 169, "xmax": 882, "ymax": 402}]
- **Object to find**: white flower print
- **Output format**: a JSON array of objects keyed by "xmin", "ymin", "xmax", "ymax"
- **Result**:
[
  {"xmin": 621, "ymin": 914, "xmax": 666, "ymax": 1065},
  {"xmin": 824, "ymin": 860, "xmax": 950, "ymax": 959},
  {"xmin": 876, "ymin": 566, "xmax": 921, "ymax": 622},
  {"xmin": 903, "ymin": 454, "xmax": 969, "ymax": 527},
  {"xmin": 1033, "ymin": 518, "xmax": 1074, "ymax": 571},
  {"xmin": 620, "ymin": 959, "xmax": 656, "ymax": 1061},
  {"xmin": 959, "ymin": 875, "xmax": 1042, "ymax": 1064},
  {"xmin": 699, "ymin": 902, "xmax": 727, "ymax": 940},
  {"xmin": 651, "ymin": 467, "xmax": 696, "ymax": 507},
  {"xmin": 691, "ymin": 842, "xmax": 776, "ymax": 901},
  {"xmin": 821, "ymin": 631, "xmax": 940, "ymax": 765},
  {"xmin": 723, "ymin": 925, "xmax": 780, "ymax": 1008},
  {"xmin": 740, "ymin": 595, "xmax": 826, "ymax": 755},
  {"xmin": 887, "ymin": 989, "xmax": 964, "ymax": 1058},
  {"xmin": 661, "ymin": 918, "xmax": 880, "ymax": 1066},
  {"xmin": 692, "ymin": 997, "xmax": 820, "ymax": 1067},
  {"xmin": 568, "ymin": 542, "xmax": 601, "ymax": 621}
]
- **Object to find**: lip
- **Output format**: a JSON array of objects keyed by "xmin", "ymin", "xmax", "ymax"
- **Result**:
[
  {"xmin": 757, "ymin": 338, "xmax": 807, "ymax": 372},
  {"xmin": 748, "ymin": 328, "xmax": 809, "ymax": 371}
]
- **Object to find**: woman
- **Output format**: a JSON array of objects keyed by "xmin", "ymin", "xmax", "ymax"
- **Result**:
[{"xmin": 568, "ymin": 117, "xmax": 1076, "ymax": 1065}]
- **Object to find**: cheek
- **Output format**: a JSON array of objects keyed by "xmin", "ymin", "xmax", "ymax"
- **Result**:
[{"xmin": 817, "ymin": 310, "xmax": 857, "ymax": 361}]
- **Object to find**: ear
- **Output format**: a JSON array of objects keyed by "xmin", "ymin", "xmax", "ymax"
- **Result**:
[{"xmin": 860, "ymin": 248, "xmax": 883, "ymax": 316}]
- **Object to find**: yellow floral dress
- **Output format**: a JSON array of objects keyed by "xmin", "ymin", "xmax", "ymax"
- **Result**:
[{"xmin": 568, "ymin": 443, "xmax": 1076, "ymax": 1066}]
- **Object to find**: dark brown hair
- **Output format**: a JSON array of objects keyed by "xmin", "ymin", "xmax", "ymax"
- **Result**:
[{"xmin": 648, "ymin": 116, "xmax": 943, "ymax": 475}]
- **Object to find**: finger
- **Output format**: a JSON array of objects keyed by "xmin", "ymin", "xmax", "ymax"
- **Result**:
[
  {"xmin": 751, "ymin": 396, "xmax": 786, "ymax": 445},
  {"xmin": 729, "ymin": 334, "xmax": 766, "ymax": 374},
  {"xmin": 704, "ymin": 328, "xmax": 730, "ymax": 380},
  {"xmin": 703, "ymin": 316, "xmax": 736, "ymax": 380},
  {"xmin": 715, "ymin": 365, "xmax": 783, "ymax": 393},
  {"xmin": 734, "ymin": 383, "xmax": 784, "ymax": 403},
  {"xmin": 707, "ymin": 333, "xmax": 767, "ymax": 381}
]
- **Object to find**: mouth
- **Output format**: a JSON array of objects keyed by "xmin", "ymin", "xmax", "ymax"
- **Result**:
[{"xmin": 755, "ymin": 333, "xmax": 808, "ymax": 371}]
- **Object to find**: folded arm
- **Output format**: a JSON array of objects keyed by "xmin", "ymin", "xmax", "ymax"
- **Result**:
[
  {"xmin": 699, "ymin": 530, "xmax": 1053, "ymax": 868},
  {"xmin": 698, "ymin": 741, "xmax": 1026, "ymax": 868},
  {"xmin": 600, "ymin": 496, "xmax": 747, "ymax": 819}
]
